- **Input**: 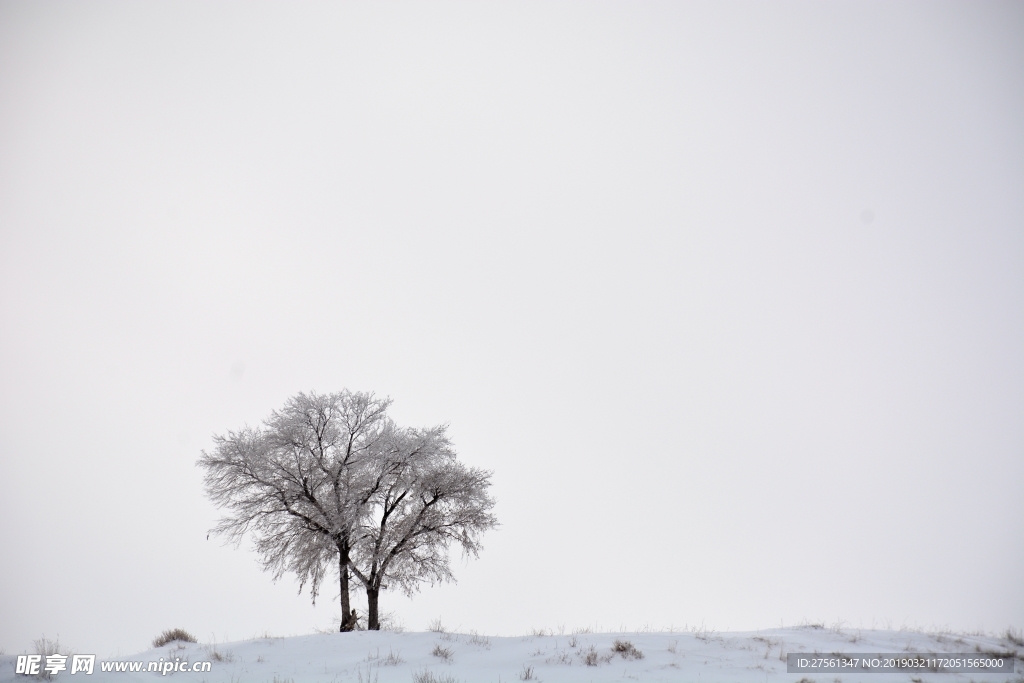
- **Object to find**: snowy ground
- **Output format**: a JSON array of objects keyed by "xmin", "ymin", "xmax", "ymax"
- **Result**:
[{"xmin": 2, "ymin": 626, "xmax": 1021, "ymax": 683}]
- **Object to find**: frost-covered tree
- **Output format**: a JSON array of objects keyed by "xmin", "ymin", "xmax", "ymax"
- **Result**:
[
  {"xmin": 350, "ymin": 425, "xmax": 498, "ymax": 630},
  {"xmin": 198, "ymin": 390, "xmax": 497, "ymax": 633},
  {"xmin": 198, "ymin": 390, "xmax": 391, "ymax": 631}
]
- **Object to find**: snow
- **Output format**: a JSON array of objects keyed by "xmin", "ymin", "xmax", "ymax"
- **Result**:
[{"xmin": 1, "ymin": 626, "xmax": 1020, "ymax": 682}]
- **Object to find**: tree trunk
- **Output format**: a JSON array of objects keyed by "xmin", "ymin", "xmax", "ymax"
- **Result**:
[
  {"xmin": 338, "ymin": 552, "xmax": 352, "ymax": 632},
  {"xmin": 366, "ymin": 585, "xmax": 380, "ymax": 631}
]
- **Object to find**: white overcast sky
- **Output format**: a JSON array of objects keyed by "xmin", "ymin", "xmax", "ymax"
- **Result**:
[{"xmin": 1, "ymin": 0, "xmax": 1022, "ymax": 657}]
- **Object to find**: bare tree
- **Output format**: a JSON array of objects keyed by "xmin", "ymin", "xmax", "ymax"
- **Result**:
[
  {"xmin": 350, "ymin": 425, "xmax": 498, "ymax": 630},
  {"xmin": 198, "ymin": 390, "xmax": 391, "ymax": 631}
]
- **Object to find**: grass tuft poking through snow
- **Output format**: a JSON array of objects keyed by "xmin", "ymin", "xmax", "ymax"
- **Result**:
[
  {"xmin": 466, "ymin": 631, "xmax": 490, "ymax": 648},
  {"xmin": 430, "ymin": 644, "xmax": 454, "ymax": 663},
  {"xmin": 1006, "ymin": 627, "xmax": 1024, "ymax": 648},
  {"xmin": 611, "ymin": 639, "xmax": 644, "ymax": 660},
  {"xmin": 581, "ymin": 644, "xmax": 612, "ymax": 666},
  {"xmin": 412, "ymin": 670, "xmax": 460, "ymax": 683},
  {"xmin": 31, "ymin": 637, "xmax": 69, "ymax": 682},
  {"xmin": 152, "ymin": 628, "xmax": 197, "ymax": 648}
]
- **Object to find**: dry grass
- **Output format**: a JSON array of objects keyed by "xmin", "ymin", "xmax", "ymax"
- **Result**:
[
  {"xmin": 153, "ymin": 628, "xmax": 197, "ymax": 648},
  {"xmin": 692, "ymin": 623, "xmax": 716, "ymax": 642},
  {"xmin": 33, "ymin": 637, "xmax": 69, "ymax": 682},
  {"xmin": 581, "ymin": 645, "xmax": 612, "ymax": 666},
  {"xmin": 431, "ymin": 644, "xmax": 454, "ymax": 663},
  {"xmin": 1006, "ymin": 627, "xmax": 1024, "ymax": 648},
  {"xmin": 355, "ymin": 667, "xmax": 379, "ymax": 683},
  {"xmin": 612, "ymin": 639, "xmax": 644, "ymax": 660},
  {"xmin": 412, "ymin": 671, "xmax": 460, "ymax": 683},
  {"xmin": 203, "ymin": 641, "xmax": 234, "ymax": 663},
  {"xmin": 33, "ymin": 637, "xmax": 64, "ymax": 657},
  {"xmin": 466, "ymin": 631, "xmax": 490, "ymax": 648},
  {"xmin": 365, "ymin": 647, "xmax": 404, "ymax": 665}
]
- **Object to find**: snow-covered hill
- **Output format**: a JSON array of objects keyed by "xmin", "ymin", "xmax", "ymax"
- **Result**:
[{"xmin": 2, "ymin": 626, "xmax": 1020, "ymax": 683}]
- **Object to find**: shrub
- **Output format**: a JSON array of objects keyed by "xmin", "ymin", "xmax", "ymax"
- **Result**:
[
  {"xmin": 153, "ymin": 629, "xmax": 197, "ymax": 648},
  {"xmin": 612, "ymin": 639, "xmax": 644, "ymax": 660}
]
